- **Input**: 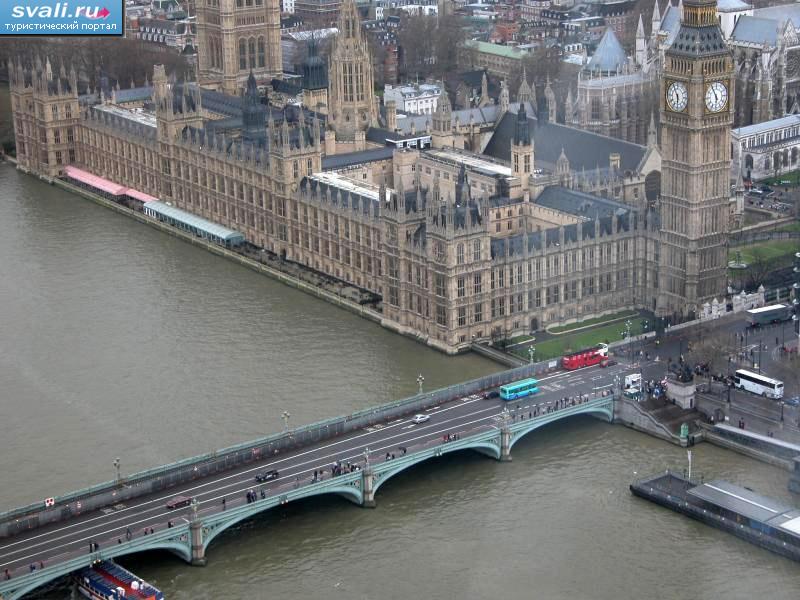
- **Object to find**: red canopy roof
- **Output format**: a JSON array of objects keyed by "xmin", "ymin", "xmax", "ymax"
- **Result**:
[
  {"xmin": 124, "ymin": 188, "xmax": 158, "ymax": 203},
  {"xmin": 65, "ymin": 166, "xmax": 126, "ymax": 196},
  {"xmin": 65, "ymin": 166, "xmax": 156, "ymax": 202}
]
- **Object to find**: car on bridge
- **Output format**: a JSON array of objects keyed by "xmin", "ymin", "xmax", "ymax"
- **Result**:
[
  {"xmin": 255, "ymin": 470, "xmax": 280, "ymax": 482},
  {"xmin": 165, "ymin": 495, "xmax": 193, "ymax": 510},
  {"xmin": 411, "ymin": 414, "xmax": 430, "ymax": 424}
]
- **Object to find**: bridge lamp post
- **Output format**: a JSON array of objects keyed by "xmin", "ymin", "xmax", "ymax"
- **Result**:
[
  {"xmin": 282, "ymin": 411, "xmax": 291, "ymax": 432},
  {"xmin": 113, "ymin": 457, "xmax": 121, "ymax": 482},
  {"xmin": 417, "ymin": 374, "xmax": 425, "ymax": 394},
  {"xmin": 621, "ymin": 320, "xmax": 633, "ymax": 364},
  {"xmin": 528, "ymin": 345, "xmax": 536, "ymax": 365}
]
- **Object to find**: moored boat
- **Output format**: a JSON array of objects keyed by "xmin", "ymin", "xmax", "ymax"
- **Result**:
[{"xmin": 74, "ymin": 560, "xmax": 164, "ymax": 600}]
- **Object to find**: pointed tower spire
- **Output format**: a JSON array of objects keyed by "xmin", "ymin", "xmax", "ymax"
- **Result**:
[
  {"xmin": 479, "ymin": 71, "xmax": 490, "ymax": 107},
  {"xmin": 652, "ymin": 0, "xmax": 661, "ymax": 32},
  {"xmin": 499, "ymin": 79, "xmax": 509, "ymax": 114},
  {"xmin": 647, "ymin": 112, "xmax": 657, "ymax": 147},
  {"xmin": 517, "ymin": 66, "xmax": 533, "ymax": 105},
  {"xmin": 565, "ymin": 87, "xmax": 574, "ymax": 124}
]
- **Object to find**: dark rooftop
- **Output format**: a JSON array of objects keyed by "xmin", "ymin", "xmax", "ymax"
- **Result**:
[
  {"xmin": 535, "ymin": 186, "xmax": 632, "ymax": 220},
  {"xmin": 483, "ymin": 105, "xmax": 646, "ymax": 173},
  {"xmin": 322, "ymin": 146, "xmax": 395, "ymax": 170}
]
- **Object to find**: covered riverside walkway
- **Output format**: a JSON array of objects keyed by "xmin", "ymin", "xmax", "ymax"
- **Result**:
[
  {"xmin": 63, "ymin": 166, "xmax": 158, "ymax": 207},
  {"xmin": 143, "ymin": 201, "xmax": 245, "ymax": 248}
]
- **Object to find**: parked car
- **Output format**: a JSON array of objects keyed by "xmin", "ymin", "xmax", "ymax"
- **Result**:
[
  {"xmin": 411, "ymin": 414, "xmax": 430, "ymax": 424},
  {"xmin": 255, "ymin": 470, "xmax": 279, "ymax": 482},
  {"xmin": 785, "ymin": 397, "xmax": 800, "ymax": 407},
  {"xmin": 165, "ymin": 495, "xmax": 193, "ymax": 510}
]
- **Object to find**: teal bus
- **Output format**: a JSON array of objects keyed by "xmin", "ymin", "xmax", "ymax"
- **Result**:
[{"xmin": 499, "ymin": 378, "xmax": 540, "ymax": 400}]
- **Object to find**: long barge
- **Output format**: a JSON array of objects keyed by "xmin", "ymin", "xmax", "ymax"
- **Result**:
[
  {"xmin": 74, "ymin": 560, "xmax": 164, "ymax": 600},
  {"xmin": 630, "ymin": 471, "xmax": 800, "ymax": 562}
]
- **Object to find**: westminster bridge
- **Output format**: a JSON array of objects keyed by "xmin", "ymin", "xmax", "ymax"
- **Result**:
[{"xmin": 0, "ymin": 361, "xmax": 629, "ymax": 600}]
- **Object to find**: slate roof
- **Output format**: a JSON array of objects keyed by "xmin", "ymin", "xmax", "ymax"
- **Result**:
[
  {"xmin": 394, "ymin": 103, "xmax": 508, "ymax": 135},
  {"xmin": 113, "ymin": 86, "xmax": 153, "ymax": 103},
  {"xmin": 734, "ymin": 114, "xmax": 800, "ymax": 137},
  {"xmin": 535, "ymin": 186, "xmax": 632, "ymax": 220},
  {"xmin": 717, "ymin": 0, "xmax": 751, "ymax": 12},
  {"xmin": 585, "ymin": 28, "xmax": 629, "ymax": 74},
  {"xmin": 200, "ymin": 89, "xmax": 246, "ymax": 117},
  {"xmin": 668, "ymin": 22, "xmax": 730, "ymax": 58},
  {"xmin": 483, "ymin": 105, "xmax": 647, "ymax": 173},
  {"xmin": 321, "ymin": 146, "xmax": 395, "ymax": 170},
  {"xmin": 659, "ymin": 4, "xmax": 682, "ymax": 46},
  {"xmin": 753, "ymin": 4, "xmax": 800, "ymax": 28},
  {"xmin": 730, "ymin": 15, "xmax": 780, "ymax": 46},
  {"xmin": 366, "ymin": 127, "xmax": 429, "ymax": 145}
]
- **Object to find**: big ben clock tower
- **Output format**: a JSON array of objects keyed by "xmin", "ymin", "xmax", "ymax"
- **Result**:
[{"xmin": 657, "ymin": 0, "xmax": 733, "ymax": 319}]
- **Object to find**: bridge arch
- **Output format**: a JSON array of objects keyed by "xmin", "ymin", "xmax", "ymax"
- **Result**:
[
  {"xmin": 508, "ymin": 404, "xmax": 614, "ymax": 451},
  {"xmin": 202, "ymin": 484, "xmax": 363, "ymax": 552},
  {"xmin": 371, "ymin": 439, "xmax": 502, "ymax": 496},
  {"xmin": 0, "ymin": 540, "xmax": 193, "ymax": 600}
]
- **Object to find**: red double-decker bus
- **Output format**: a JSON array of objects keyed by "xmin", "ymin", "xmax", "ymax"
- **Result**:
[{"xmin": 562, "ymin": 343, "xmax": 609, "ymax": 370}]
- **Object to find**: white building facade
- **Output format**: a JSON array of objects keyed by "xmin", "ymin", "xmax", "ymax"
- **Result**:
[
  {"xmin": 732, "ymin": 114, "xmax": 800, "ymax": 180},
  {"xmin": 384, "ymin": 83, "xmax": 441, "ymax": 114}
]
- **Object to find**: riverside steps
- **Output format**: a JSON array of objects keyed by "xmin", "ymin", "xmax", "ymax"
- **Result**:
[
  {"xmin": 630, "ymin": 472, "xmax": 800, "ymax": 562},
  {"xmin": 0, "ymin": 362, "xmax": 627, "ymax": 600}
]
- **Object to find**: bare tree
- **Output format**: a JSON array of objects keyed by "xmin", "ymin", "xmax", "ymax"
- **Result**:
[
  {"xmin": 397, "ymin": 14, "xmax": 466, "ymax": 81},
  {"xmin": 687, "ymin": 330, "xmax": 738, "ymax": 377},
  {"xmin": 740, "ymin": 247, "xmax": 773, "ymax": 292},
  {"xmin": 1, "ymin": 38, "xmax": 190, "ymax": 91}
]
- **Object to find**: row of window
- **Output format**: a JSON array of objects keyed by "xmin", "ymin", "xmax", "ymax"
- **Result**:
[
  {"xmin": 238, "ymin": 37, "xmax": 268, "ymax": 71},
  {"xmin": 392, "ymin": 273, "xmax": 633, "ymax": 327}
]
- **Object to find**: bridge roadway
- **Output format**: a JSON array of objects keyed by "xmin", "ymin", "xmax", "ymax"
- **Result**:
[{"xmin": 0, "ymin": 361, "xmax": 630, "ymax": 597}]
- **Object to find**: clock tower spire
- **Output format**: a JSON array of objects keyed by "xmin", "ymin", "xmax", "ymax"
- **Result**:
[{"xmin": 657, "ymin": 0, "xmax": 733, "ymax": 319}]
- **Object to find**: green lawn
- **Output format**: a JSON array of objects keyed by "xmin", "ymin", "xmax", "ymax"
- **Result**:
[
  {"xmin": 778, "ymin": 221, "xmax": 800, "ymax": 233},
  {"xmin": 729, "ymin": 240, "xmax": 800, "ymax": 264},
  {"xmin": 759, "ymin": 170, "xmax": 800, "ymax": 186},
  {"xmin": 505, "ymin": 334, "xmax": 535, "ymax": 346},
  {"xmin": 510, "ymin": 320, "xmax": 646, "ymax": 362},
  {"xmin": 548, "ymin": 310, "xmax": 639, "ymax": 334}
]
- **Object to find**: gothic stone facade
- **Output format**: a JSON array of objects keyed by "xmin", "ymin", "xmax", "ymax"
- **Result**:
[
  {"xmin": 196, "ymin": 0, "xmax": 282, "ymax": 94},
  {"xmin": 12, "ymin": 49, "xmax": 702, "ymax": 352}
]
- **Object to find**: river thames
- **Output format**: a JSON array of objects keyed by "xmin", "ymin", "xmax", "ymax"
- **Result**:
[{"xmin": 1, "ymin": 164, "xmax": 799, "ymax": 599}]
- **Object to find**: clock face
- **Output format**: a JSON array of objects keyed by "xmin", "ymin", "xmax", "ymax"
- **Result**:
[
  {"xmin": 705, "ymin": 81, "xmax": 728, "ymax": 112},
  {"xmin": 666, "ymin": 81, "xmax": 688, "ymax": 112}
]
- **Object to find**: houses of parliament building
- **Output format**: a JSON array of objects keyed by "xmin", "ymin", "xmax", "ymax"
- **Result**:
[{"xmin": 7, "ymin": 0, "xmax": 736, "ymax": 354}]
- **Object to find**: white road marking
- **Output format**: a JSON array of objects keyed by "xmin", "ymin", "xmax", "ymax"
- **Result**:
[{"xmin": 0, "ymin": 365, "xmax": 615, "ymax": 565}]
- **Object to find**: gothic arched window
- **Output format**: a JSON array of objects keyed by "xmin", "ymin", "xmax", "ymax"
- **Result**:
[
  {"xmin": 644, "ymin": 170, "xmax": 661, "ymax": 202},
  {"xmin": 745, "ymin": 154, "xmax": 754, "ymax": 169},
  {"xmin": 792, "ymin": 148, "xmax": 798, "ymax": 165},
  {"xmin": 473, "ymin": 239, "xmax": 481, "ymax": 262},
  {"xmin": 239, "ymin": 39, "xmax": 247, "ymax": 70},
  {"xmin": 248, "ymin": 37, "xmax": 256, "ymax": 70},
  {"xmin": 258, "ymin": 37, "xmax": 266, "ymax": 68},
  {"xmin": 457, "ymin": 243, "xmax": 465, "ymax": 265}
]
